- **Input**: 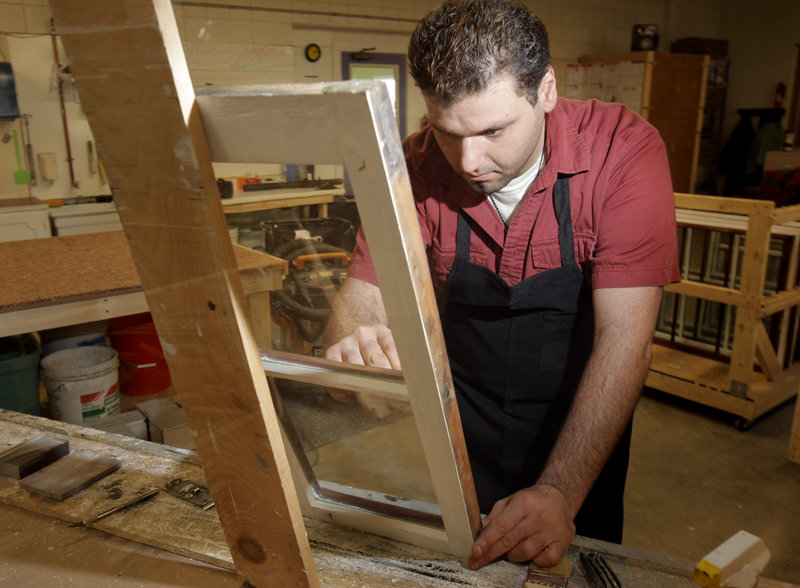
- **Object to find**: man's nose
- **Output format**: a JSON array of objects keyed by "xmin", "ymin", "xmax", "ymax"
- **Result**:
[{"xmin": 458, "ymin": 137, "xmax": 483, "ymax": 173}]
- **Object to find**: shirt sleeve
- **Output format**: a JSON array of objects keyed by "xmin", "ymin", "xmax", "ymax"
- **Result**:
[
  {"xmin": 589, "ymin": 123, "xmax": 681, "ymax": 289},
  {"xmin": 346, "ymin": 227, "xmax": 379, "ymax": 286}
]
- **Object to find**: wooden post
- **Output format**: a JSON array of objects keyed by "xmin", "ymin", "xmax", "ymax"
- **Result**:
[
  {"xmin": 49, "ymin": 1, "xmax": 317, "ymax": 586},
  {"xmin": 728, "ymin": 206, "xmax": 774, "ymax": 396},
  {"xmin": 790, "ymin": 389, "xmax": 800, "ymax": 463}
]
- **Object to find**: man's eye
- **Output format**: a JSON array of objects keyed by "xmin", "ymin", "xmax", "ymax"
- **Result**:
[{"xmin": 484, "ymin": 128, "xmax": 501, "ymax": 136}]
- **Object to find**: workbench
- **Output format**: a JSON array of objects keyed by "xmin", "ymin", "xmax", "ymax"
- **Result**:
[
  {"xmin": 221, "ymin": 186, "xmax": 345, "ymax": 216},
  {"xmin": 0, "ymin": 231, "xmax": 287, "ymax": 349},
  {"xmin": 2, "ymin": 410, "xmax": 796, "ymax": 587}
]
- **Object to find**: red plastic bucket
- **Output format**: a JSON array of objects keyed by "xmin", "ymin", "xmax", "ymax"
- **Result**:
[{"xmin": 108, "ymin": 313, "xmax": 171, "ymax": 396}]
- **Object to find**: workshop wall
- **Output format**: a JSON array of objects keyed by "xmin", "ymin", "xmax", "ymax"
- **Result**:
[{"xmin": 0, "ymin": 0, "xmax": 796, "ymax": 201}]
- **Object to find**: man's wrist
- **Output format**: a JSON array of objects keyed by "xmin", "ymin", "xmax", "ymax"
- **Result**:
[{"xmin": 533, "ymin": 478, "xmax": 580, "ymax": 518}]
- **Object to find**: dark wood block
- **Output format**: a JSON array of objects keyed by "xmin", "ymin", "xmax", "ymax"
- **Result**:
[
  {"xmin": 0, "ymin": 434, "xmax": 70, "ymax": 479},
  {"xmin": 20, "ymin": 450, "xmax": 121, "ymax": 500}
]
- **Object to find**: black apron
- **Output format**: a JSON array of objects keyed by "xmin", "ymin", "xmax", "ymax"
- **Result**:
[{"xmin": 440, "ymin": 175, "xmax": 631, "ymax": 543}]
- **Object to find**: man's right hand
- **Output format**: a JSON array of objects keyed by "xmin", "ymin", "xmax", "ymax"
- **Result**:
[
  {"xmin": 322, "ymin": 324, "xmax": 402, "ymax": 370},
  {"xmin": 321, "ymin": 277, "xmax": 401, "ymax": 414},
  {"xmin": 322, "ymin": 321, "xmax": 401, "ymax": 414}
]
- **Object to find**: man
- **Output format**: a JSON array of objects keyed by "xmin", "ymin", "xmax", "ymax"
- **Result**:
[{"xmin": 323, "ymin": 0, "xmax": 680, "ymax": 571}]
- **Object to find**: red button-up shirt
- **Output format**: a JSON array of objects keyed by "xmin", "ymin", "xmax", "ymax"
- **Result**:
[{"xmin": 348, "ymin": 98, "xmax": 680, "ymax": 295}]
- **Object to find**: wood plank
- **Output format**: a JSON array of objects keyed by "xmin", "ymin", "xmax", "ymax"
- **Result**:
[
  {"xmin": 761, "ymin": 287, "xmax": 800, "ymax": 316},
  {"xmin": 674, "ymin": 193, "xmax": 775, "ymax": 216},
  {"xmin": 0, "ymin": 409, "xmax": 237, "ymax": 569},
  {"xmin": 664, "ymin": 280, "xmax": 750, "ymax": 307},
  {"xmin": 0, "ymin": 292, "xmax": 146, "ymax": 339},
  {"xmin": 772, "ymin": 203, "xmax": 800, "ymax": 225},
  {"xmin": 19, "ymin": 450, "xmax": 120, "ymax": 500},
  {"xmin": 645, "ymin": 371, "xmax": 754, "ymax": 419},
  {"xmin": 50, "ymin": 2, "xmax": 317, "ymax": 586},
  {"xmin": 220, "ymin": 188, "xmax": 343, "ymax": 215},
  {"xmin": 754, "ymin": 321, "xmax": 781, "ymax": 381},
  {"xmin": 0, "ymin": 433, "xmax": 69, "ymax": 479}
]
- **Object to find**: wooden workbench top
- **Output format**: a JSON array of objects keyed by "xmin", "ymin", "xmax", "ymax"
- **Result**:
[
  {"xmin": 3, "ymin": 410, "xmax": 796, "ymax": 587},
  {"xmin": 0, "ymin": 231, "xmax": 286, "ymax": 313},
  {"xmin": 0, "ymin": 410, "xmax": 526, "ymax": 587}
]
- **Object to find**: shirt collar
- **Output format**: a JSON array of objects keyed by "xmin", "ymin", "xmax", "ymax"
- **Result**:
[{"xmin": 534, "ymin": 99, "xmax": 591, "ymax": 192}]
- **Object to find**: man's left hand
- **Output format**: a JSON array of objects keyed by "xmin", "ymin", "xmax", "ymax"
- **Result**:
[{"xmin": 468, "ymin": 484, "xmax": 575, "ymax": 570}]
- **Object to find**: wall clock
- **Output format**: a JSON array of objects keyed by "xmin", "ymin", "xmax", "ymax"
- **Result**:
[{"xmin": 304, "ymin": 43, "xmax": 321, "ymax": 63}]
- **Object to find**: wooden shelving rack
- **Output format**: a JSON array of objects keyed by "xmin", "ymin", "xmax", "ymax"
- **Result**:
[
  {"xmin": 646, "ymin": 194, "xmax": 800, "ymax": 460},
  {"xmin": 566, "ymin": 51, "xmax": 708, "ymax": 193}
]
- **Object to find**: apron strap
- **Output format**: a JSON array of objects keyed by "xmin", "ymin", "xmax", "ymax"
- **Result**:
[
  {"xmin": 553, "ymin": 174, "xmax": 575, "ymax": 267},
  {"xmin": 455, "ymin": 209, "xmax": 472, "ymax": 263}
]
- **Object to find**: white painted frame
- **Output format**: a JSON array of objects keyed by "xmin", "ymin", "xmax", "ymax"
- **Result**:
[{"xmin": 198, "ymin": 82, "xmax": 480, "ymax": 556}]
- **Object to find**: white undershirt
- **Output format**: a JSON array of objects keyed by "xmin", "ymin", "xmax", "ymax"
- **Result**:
[{"xmin": 489, "ymin": 152, "xmax": 545, "ymax": 225}]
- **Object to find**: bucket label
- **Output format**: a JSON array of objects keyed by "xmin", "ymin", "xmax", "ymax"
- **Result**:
[
  {"xmin": 79, "ymin": 382, "xmax": 121, "ymax": 422},
  {"xmin": 49, "ymin": 380, "xmax": 120, "ymax": 425}
]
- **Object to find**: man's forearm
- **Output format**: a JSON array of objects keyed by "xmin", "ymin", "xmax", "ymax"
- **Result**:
[{"xmin": 536, "ymin": 286, "xmax": 662, "ymax": 516}]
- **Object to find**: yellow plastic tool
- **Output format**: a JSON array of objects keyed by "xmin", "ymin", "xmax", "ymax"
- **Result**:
[{"xmin": 693, "ymin": 530, "xmax": 771, "ymax": 588}]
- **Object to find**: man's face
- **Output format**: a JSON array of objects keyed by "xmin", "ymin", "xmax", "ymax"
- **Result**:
[{"xmin": 424, "ymin": 69, "xmax": 557, "ymax": 194}]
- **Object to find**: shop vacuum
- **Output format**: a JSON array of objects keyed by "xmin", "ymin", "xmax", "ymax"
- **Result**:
[{"xmin": 264, "ymin": 216, "xmax": 356, "ymax": 353}]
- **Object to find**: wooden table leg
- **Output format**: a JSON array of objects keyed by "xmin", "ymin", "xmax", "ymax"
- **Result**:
[
  {"xmin": 247, "ymin": 291, "xmax": 272, "ymax": 350},
  {"xmin": 790, "ymin": 381, "xmax": 800, "ymax": 464}
]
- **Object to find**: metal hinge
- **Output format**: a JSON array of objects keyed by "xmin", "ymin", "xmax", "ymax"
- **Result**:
[{"xmin": 164, "ymin": 478, "xmax": 215, "ymax": 510}]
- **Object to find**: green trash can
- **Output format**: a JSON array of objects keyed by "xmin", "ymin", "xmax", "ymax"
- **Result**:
[{"xmin": 0, "ymin": 333, "xmax": 42, "ymax": 416}]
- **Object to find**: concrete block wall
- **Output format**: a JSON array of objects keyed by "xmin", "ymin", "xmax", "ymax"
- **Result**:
[{"xmin": 0, "ymin": 0, "xmax": 795, "ymax": 200}]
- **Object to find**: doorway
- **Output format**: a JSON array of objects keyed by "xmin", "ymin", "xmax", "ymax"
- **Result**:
[{"xmin": 341, "ymin": 52, "xmax": 406, "ymax": 139}]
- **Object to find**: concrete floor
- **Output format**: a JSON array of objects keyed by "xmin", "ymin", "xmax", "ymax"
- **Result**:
[{"xmin": 625, "ymin": 389, "xmax": 800, "ymax": 584}]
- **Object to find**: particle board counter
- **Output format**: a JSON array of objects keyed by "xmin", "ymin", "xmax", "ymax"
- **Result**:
[{"xmin": 0, "ymin": 230, "xmax": 287, "ymax": 349}]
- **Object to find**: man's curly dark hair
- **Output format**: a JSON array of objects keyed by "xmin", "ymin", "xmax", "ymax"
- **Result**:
[{"xmin": 408, "ymin": 0, "xmax": 551, "ymax": 106}]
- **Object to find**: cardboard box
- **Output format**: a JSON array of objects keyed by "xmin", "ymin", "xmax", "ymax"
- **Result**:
[
  {"xmin": 136, "ymin": 398, "xmax": 194, "ymax": 450},
  {"xmin": 89, "ymin": 410, "xmax": 148, "ymax": 440}
]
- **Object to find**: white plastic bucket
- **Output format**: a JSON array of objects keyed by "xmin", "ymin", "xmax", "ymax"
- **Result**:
[
  {"xmin": 41, "ymin": 346, "xmax": 121, "ymax": 425},
  {"xmin": 40, "ymin": 321, "xmax": 108, "ymax": 356}
]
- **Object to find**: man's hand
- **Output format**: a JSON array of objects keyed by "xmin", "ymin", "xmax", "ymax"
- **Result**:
[
  {"xmin": 323, "ymin": 321, "xmax": 401, "ymax": 416},
  {"xmin": 323, "ymin": 324, "xmax": 401, "ymax": 370},
  {"xmin": 468, "ymin": 484, "xmax": 575, "ymax": 570}
]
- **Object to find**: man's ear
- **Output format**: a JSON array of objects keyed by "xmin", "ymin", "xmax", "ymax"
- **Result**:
[{"xmin": 539, "ymin": 66, "xmax": 558, "ymax": 113}]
